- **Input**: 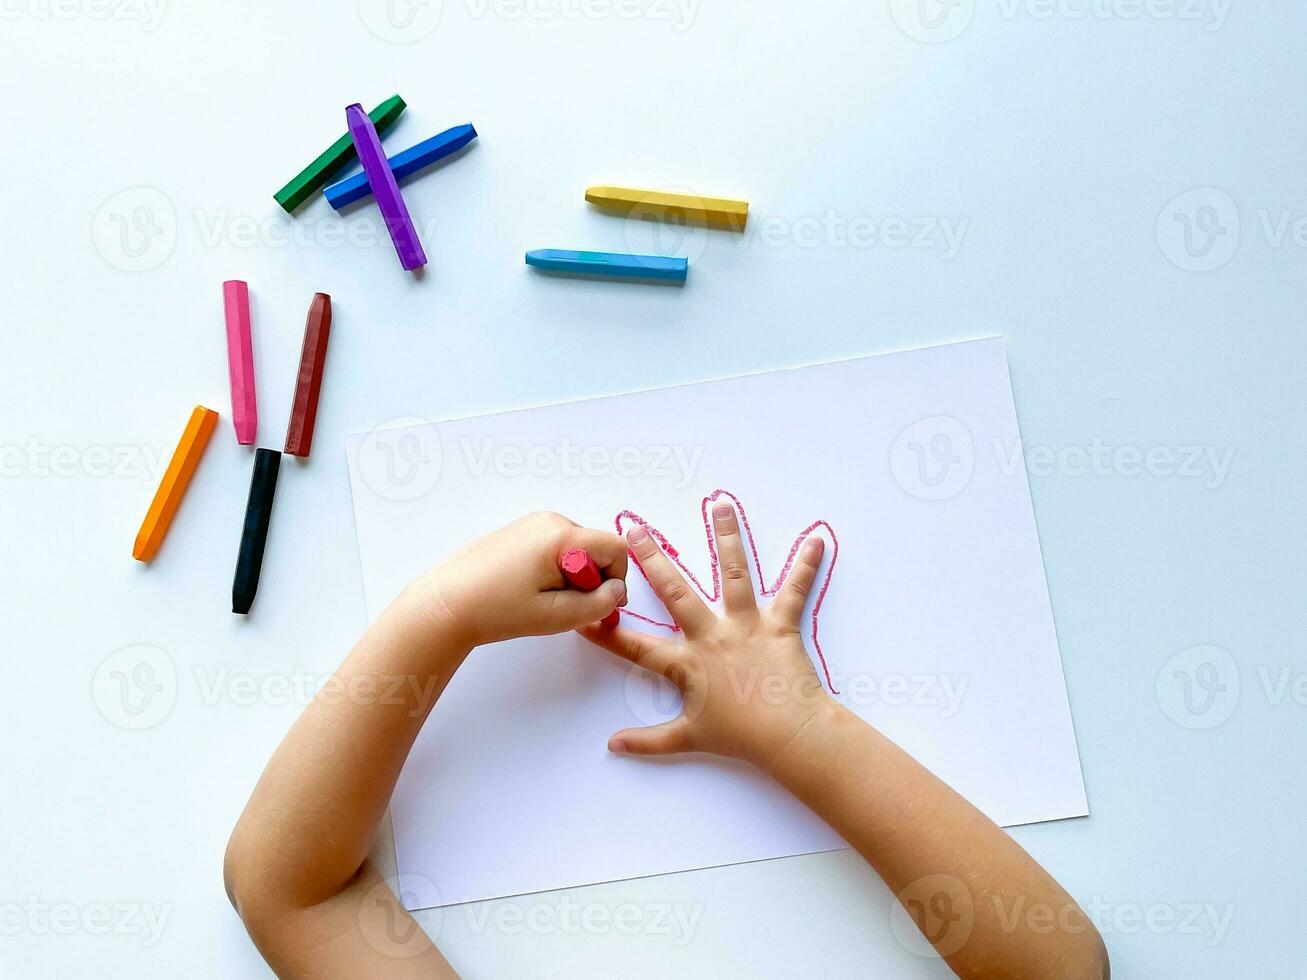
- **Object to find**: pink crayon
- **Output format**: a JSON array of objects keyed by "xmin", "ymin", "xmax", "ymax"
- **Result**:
[{"xmin": 223, "ymin": 280, "xmax": 257, "ymax": 445}]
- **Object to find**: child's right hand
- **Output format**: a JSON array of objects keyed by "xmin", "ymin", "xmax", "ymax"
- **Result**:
[
  {"xmin": 580, "ymin": 501, "xmax": 833, "ymax": 772},
  {"xmin": 416, "ymin": 512, "xmax": 628, "ymax": 650}
]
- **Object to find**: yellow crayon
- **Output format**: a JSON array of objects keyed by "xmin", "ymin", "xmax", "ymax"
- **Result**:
[
  {"xmin": 133, "ymin": 406, "xmax": 219, "ymax": 563},
  {"xmin": 585, "ymin": 185, "xmax": 749, "ymax": 231}
]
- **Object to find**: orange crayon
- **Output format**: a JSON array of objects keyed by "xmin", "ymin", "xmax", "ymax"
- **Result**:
[{"xmin": 133, "ymin": 406, "xmax": 219, "ymax": 562}]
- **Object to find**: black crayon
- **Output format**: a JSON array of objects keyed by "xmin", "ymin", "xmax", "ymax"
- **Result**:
[{"xmin": 232, "ymin": 448, "xmax": 281, "ymax": 615}]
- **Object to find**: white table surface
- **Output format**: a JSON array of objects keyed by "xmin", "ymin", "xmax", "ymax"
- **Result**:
[{"xmin": 3, "ymin": 2, "xmax": 1303, "ymax": 977}]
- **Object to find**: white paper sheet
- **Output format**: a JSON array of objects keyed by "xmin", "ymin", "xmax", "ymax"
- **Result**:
[{"xmin": 345, "ymin": 338, "xmax": 1087, "ymax": 908}]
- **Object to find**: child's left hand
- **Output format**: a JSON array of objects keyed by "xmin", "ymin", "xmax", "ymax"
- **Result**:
[{"xmin": 414, "ymin": 512, "xmax": 628, "ymax": 649}]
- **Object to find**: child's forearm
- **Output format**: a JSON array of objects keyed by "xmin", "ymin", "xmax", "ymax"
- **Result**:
[
  {"xmin": 768, "ymin": 703, "xmax": 1108, "ymax": 979},
  {"xmin": 224, "ymin": 515, "xmax": 627, "ymax": 977},
  {"xmin": 224, "ymin": 581, "xmax": 467, "ymax": 912}
]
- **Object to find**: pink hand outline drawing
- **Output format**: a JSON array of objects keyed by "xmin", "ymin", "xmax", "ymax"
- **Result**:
[{"xmin": 613, "ymin": 489, "xmax": 840, "ymax": 694}]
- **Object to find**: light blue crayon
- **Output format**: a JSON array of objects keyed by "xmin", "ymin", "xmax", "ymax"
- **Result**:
[
  {"xmin": 324, "ymin": 123, "xmax": 478, "ymax": 210},
  {"xmin": 525, "ymin": 249, "xmax": 689, "ymax": 283}
]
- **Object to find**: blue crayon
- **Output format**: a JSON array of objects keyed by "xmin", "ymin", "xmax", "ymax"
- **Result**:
[
  {"xmin": 324, "ymin": 123, "xmax": 478, "ymax": 210},
  {"xmin": 525, "ymin": 249, "xmax": 689, "ymax": 283}
]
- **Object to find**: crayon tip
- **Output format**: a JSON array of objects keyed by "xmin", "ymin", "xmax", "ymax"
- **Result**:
[{"xmin": 232, "ymin": 593, "xmax": 253, "ymax": 615}]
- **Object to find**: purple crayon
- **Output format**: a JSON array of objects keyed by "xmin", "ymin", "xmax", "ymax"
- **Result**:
[{"xmin": 345, "ymin": 102, "xmax": 427, "ymax": 271}]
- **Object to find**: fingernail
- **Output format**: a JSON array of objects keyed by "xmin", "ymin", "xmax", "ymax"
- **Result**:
[
  {"xmin": 804, "ymin": 536, "xmax": 825, "ymax": 557},
  {"xmin": 609, "ymin": 579, "xmax": 627, "ymax": 601},
  {"xmin": 713, "ymin": 502, "xmax": 733, "ymax": 521},
  {"xmin": 627, "ymin": 526, "xmax": 649, "ymax": 545},
  {"xmin": 609, "ymin": 738, "xmax": 627, "ymax": 754}
]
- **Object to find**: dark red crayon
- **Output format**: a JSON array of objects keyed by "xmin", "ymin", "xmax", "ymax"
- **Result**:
[
  {"xmin": 559, "ymin": 548, "xmax": 620, "ymax": 628},
  {"xmin": 284, "ymin": 293, "xmax": 332, "ymax": 458}
]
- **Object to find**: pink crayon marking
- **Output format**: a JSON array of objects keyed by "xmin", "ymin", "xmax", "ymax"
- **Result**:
[
  {"xmin": 614, "ymin": 489, "xmax": 841, "ymax": 694},
  {"xmin": 222, "ymin": 280, "xmax": 257, "ymax": 445}
]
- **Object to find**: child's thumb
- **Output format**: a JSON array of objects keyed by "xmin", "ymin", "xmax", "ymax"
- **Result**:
[
  {"xmin": 608, "ymin": 717, "xmax": 691, "ymax": 756},
  {"xmin": 552, "ymin": 578, "xmax": 626, "ymax": 630}
]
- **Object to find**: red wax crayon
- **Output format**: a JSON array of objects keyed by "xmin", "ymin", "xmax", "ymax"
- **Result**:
[
  {"xmin": 559, "ymin": 548, "xmax": 620, "ymax": 628},
  {"xmin": 284, "ymin": 293, "xmax": 332, "ymax": 458}
]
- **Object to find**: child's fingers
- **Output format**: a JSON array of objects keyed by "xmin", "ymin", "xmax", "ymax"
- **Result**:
[
  {"xmin": 626, "ymin": 526, "xmax": 715, "ymax": 637},
  {"xmin": 711, "ymin": 502, "xmax": 757, "ymax": 616},
  {"xmin": 546, "ymin": 578, "xmax": 627, "ymax": 631},
  {"xmin": 608, "ymin": 717, "xmax": 692, "ymax": 756},
  {"xmin": 568, "ymin": 528, "xmax": 629, "ymax": 595},
  {"xmin": 578, "ymin": 623, "xmax": 682, "ymax": 679},
  {"xmin": 770, "ymin": 536, "xmax": 825, "ymax": 627}
]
